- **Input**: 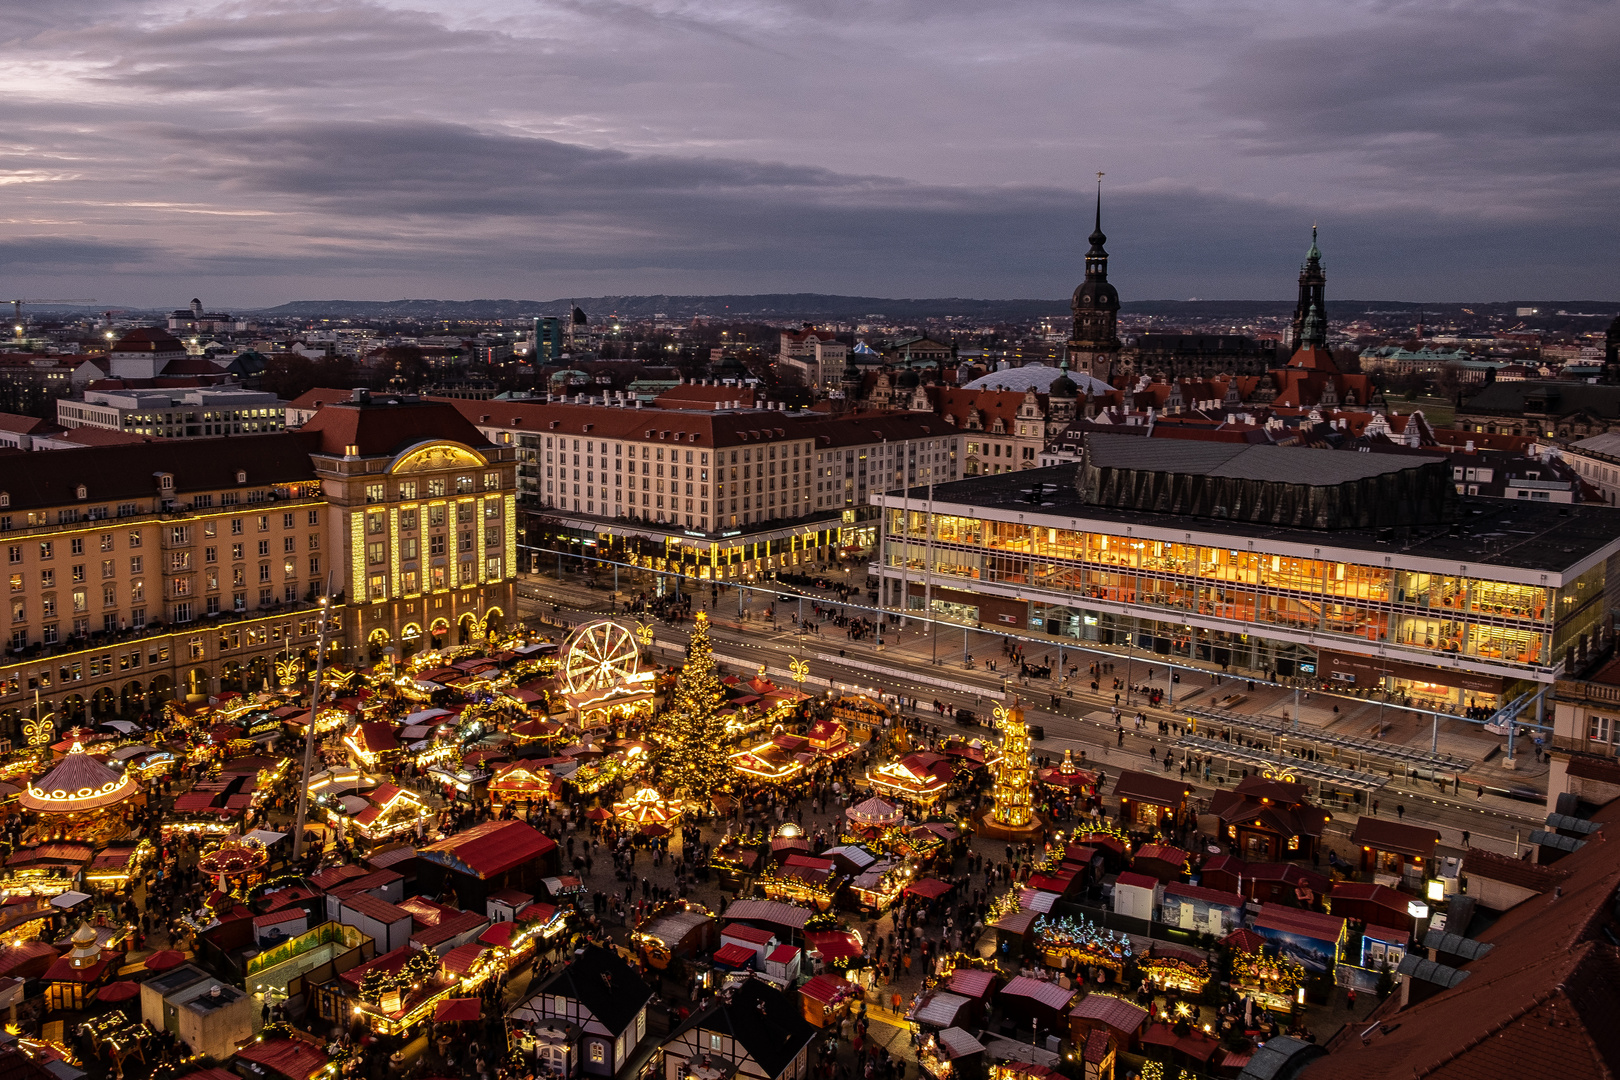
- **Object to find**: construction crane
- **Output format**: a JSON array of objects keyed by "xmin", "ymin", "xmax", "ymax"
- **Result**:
[{"xmin": 3, "ymin": 298, "xmax": 95, "ymax": 336}]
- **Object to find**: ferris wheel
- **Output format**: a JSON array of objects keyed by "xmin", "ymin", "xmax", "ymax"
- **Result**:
[{"xmin": 562, "ymin": 619, "xmax": 644, "ymax": 695}]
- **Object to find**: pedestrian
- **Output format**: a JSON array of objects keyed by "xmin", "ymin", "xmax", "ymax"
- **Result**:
[
  {"xmin": 1347, "ymin": 988, "xmax": 1357, "ymax": 1011},
  {"xmin": 1462, "ymin": 830, "xmax": 1471, "ymax": 848},
  {"xmin": 1371, "ymin": 799, "xmax": 1379, "ymax": 817},
  {"xmin": 1395, "ymin": 804, "xmax": 1405, "ymax": 822}
]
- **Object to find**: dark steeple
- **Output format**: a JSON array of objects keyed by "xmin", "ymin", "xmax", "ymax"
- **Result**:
[
  {"xmin": 1069, "ymin": 173, "xmax": 1121, "ymax": 378},
  {"xmin": 1290, "ymin": 225, "xmax": 1328, "ymax": 349}
]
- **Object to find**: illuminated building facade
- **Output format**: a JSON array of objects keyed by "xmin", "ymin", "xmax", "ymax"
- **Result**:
[{"xmin": 876, "ymin": 436, "xmax": 1620, "ymax": 711}]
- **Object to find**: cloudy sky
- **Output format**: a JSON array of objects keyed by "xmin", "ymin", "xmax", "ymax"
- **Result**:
[{"xmin": 1, "ymin": 0, "xmax": 1615, "ymax": 307}]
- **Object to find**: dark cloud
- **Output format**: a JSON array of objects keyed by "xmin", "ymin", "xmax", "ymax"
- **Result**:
[{"xmin": 0, "ymin": 0, "xmax": 1614, "ymax": 304}]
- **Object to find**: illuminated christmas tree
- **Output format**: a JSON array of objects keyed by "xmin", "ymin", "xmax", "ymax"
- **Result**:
[
  {"xmin": 991, "ymin": 698, "xmax": 1034, "ymax": 828},
  {"xmin": 656, "ymin": 611, "xmax": 731, "ymax": 800}
]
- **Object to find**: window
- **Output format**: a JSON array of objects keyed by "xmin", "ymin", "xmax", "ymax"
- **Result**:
[
  {"xmin": 39, "ymin": 542, "xmax": 52, "ymax": 559},
  {"xmin": 368, "ymin": 542, "xmax": 386, "ymax": 565},
  {"xmin": 590, "ymin": 1045, "xmax": 604, "ymax": 1065},
  {"xmin": 427, "ymin": 478, "xmax": 446, "ymax": 497},
  {"xmin": 368, "ymin": 573, "xmax": 386, "ymax": 599},
  {"xmin": 102, "ymin": 585, "xmax": 115, "ymax": 606},
  {"xmin": 430, "ymin": 535, "xmax": 444, "ymax": 556},
  {"xmin": 259, "ymin": 564, "xmax": 271, "ymax": 582},
  {"xmin": 257, "ymin": 514, "xmax": 269, "ymax": 532},
  {"xmin": 485, "ymin": 556, "xmax": 502, "ymax": 579},
  {"xmin": 72, "ymin": 590, "xmax": 86, "ymax": 612},
  {"xmin": 282, "ymin": 512, "xmax": 294, "ymax": 529},
  {"xmin": 308, "ymin": 509, "xmax": 319, "ymax": 525},
  {"xmin": 257, "ymin": 540, "xmax": 270, "ymax": 557},
  {"xmin": 309, "ymin": 533, "xmax": 320, "ymax": 550},
  {"xmin": 5, "ymin": 546, "xmax": 17, "ymax": 564},
  {"xmin": 40, "ymin": 570, "xmax": 53, "ymax": 588},
  {"xmin": 457, "ymin": 502, "xmax": 473, "ymax": 524},
  {"xmin": 459, "ymin": 533, "xmax": 473, "ymax": 553},
  {"xmin": 402, "ymin": 538, "xmax": 418, "ymax": 560},
  {"xmin": 365, "ymin": 483, "xmax": 385, "ymax": 504},
  {"xmin": 100, "ymin": 533, "xmax": 114, "ymax": 552},
  {"xmin": 230, "ymin": 518, "xmax": 242, "ymax": 535},
  {"xmin": 709, "ymin": 1035, "xmax": 722, "ymax": 1051},
  {"xmin": 284, "ymin": 536, "xmax": 296, "ymax": 554},
  {"xmin": 398, "ymin": 481, "xmax": 417, "ymax": 500},
  {"xmin": 483, "ymin": 471, "xmax": 499, "ymax": 490},
  {"xmin": 204, "ymin": 548, "xmax": 216, "ymax": 564},
  {"xmin": 70, "ymin": 537, "xmax": 83, "ymax": 555},
  {"xmin": 428, "ymin": 505, "xmax": 445, "ymax": 527},
  {"xmin": 10, "ymin": 601, "xmax": 21, "ymax": 623},
  {"xmin": 485, "ymin": 500, "xmax": 500, "ymax": 519},
  {"xmin": 402, "ymin": 570, "xmax": 418, "ymax": 593},
  {"xmin": 456, "ymin": 475, "xmax": 474, "ymax": 493},
  {"xmin": 368, "ymin": 513, "xmax": 384, "ymax": 535},
  {"xmin": 1590, "ymin": 715, "xmax": 1612, "ymax": 744}
]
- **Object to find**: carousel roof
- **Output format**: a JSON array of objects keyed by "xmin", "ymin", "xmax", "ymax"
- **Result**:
[{"xmin": 19, "ymin": 741, "xmax": 138, "ymax": 813}]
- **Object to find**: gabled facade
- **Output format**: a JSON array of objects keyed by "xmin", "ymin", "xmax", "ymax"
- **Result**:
[
  {"xmin": 663, "ymin": 978, "xmax": 818, "ymax": 1080},
  {"xmin": 512, "ymin": 945, "xmax": 655, "ymax": 1080}
]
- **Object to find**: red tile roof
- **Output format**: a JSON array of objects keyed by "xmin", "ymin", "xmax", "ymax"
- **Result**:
[
  {"xmin": 233, "ymin": 1038, "xmax": 330, "ymax": 1080},
  {"xmin": 1462, "ymin": 848, "xmax": 1571, "ymax": 893},
  {"xmin": 1112, "ymin": 770, "xmax": 1190, "ymax": 807},
  {"xmin": 301, "ymin": 399, "xmax": 492, "ymax": 458},
  {"xmin": 712, "ymin": 943, "xmax": 755, "ymax": 967}
]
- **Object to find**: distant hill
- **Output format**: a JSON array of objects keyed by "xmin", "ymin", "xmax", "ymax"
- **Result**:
[
  {"xmin": 251, "ymin": 295, "xmax": 1073, "ymax": 321},
  {"xmin": 241, "ymin": 295, "xmax": 1620, "ymax": 324}
]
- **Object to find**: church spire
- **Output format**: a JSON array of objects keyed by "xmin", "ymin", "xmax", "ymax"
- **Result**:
[
  {"xmin": 1068, "ymin": 172, "xmax": 1121, "ymax": 380},
  {"xmin": 1291, "ymin": 224, "xmax": 1328, "ymax": 350}
]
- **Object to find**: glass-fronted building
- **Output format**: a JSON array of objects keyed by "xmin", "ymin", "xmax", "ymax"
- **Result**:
[{"xmin": 873, "ymin": 438, "xmax": 1620, "ymax": 713}]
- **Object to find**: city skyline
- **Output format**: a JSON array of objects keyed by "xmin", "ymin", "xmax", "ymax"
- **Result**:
[{"xmin": 1, "ymin": 0, "xmax": 1614, "ymax": 307}]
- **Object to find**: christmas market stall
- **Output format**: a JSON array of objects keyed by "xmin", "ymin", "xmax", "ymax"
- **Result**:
[
  {"xmin": 1034, "ymin": 913, "xmax": 1132, "ymax": 983},
  {"xmin": 918, "ymin": 1027, "xmax": 987, "ymax": 1080},
  {"xmin": 482, "ymin": 761, "xmax": 560, "ymax": 809},
  {"xmin": 1349, "ymin": 815, "xmax": 1441, "ymax": 887},
  {"xmin": 830, "ymin": 694, "xmax": 890, "ymax": 742},
  {"xmin": 1209, "ymin": 776, "xmax": 1330, "ymax": 863},
  {"xmin": 43, "ymin": 924, "xmax": 117, "ymax": 1011},
  {"xmin": 729, "ymin": 736, "xmax": 811, "ymax": 786},
  {"xmin": 1137, "ymin": 943, "xmax": 1211, "ymax": 994},
  {"xmin": 634, "ymin": 904, "xmax": 717, "ymax": 969},
  {"xmin": 1112, "ymin": 771, "xmax": 1191, "ymax": 831},
  {"xmin": 868, "ymin": 752, "xmax": 952, "ymax": 808},
  {"xmin": 1251, "ymin": 905, "xmax": 1347, "ymax": 983},
  {"xmin": 1221, "ymin": 928, "xmax": 1307, "ymax": 1013},
  {"xmin": 995, "ymin": 975, "xmax": 1076, "ymax": 1038},
  {"xmin": 849, "ymin": 860, "xmax": 909, "ymax": 914},
  {"xmin": 761, "ymin": 854, "xmax": 844, "ymax": 911},
  {"xmin": 1038, "ymin": 749, "xmax": 1096, "ymax": 797},
  {"xmin": 845, "ymin": 796, "xmax": 904, "ymax": 842},
  {"xmin": 798, "ymin": 971, "xmax": 860, "ymax": 1029}
]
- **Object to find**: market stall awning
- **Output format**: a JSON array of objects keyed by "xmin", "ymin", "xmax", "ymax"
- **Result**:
[
  {"xmin": 905, "ymin": 878, "xmax": 952, "ymax": 900},
  {"xmin": 433, "ymin": 998, "xmax": 481, "ymax": 1023}
]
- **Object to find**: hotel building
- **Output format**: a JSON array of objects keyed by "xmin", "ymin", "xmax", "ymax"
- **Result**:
[
  {"xmin": 0, "ymin": 392, "xmax": 513, "ymax": 735},
  {"xmin": 438, "ymin": 396, "xmax": 959, "ymax": 583}
]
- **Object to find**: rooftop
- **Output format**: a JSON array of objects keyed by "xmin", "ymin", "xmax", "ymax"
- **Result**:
[{"xmin": 897, "ymin": 463, "xmax": 1620, "ymax": 577}]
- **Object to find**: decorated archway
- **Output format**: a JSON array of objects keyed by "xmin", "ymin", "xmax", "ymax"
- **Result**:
[
  {"xmin": 244, "ymin": 657, "xmax": 268, "ymax": 692},
  {"xmin": 220, "ymin": 661, "xmax": 243, "ymax": 693},
  {"xmin": 368, "ymin": 627, "xmax": 390, "ymax": 662},
  {"xmin": 458, "ymin": 613, "xmax": 477, "ymax": 645},
  {"xmin": 90, "ymin": 687, "xmax": 115, "ymax": 719},
  {"xmin": 483, "ymin": 607, "xmax": 504, "ymax": 637},
  {"xmin": 401, "ymin": 623, "xmax": 423, "ymax": 659},
  {"xmin": 60, "ymin": 694, "xmax": 85, "ymax": 724},
  {"xmin": 429, "ymin": 618, "xmax": 450, "ymax": 650}
]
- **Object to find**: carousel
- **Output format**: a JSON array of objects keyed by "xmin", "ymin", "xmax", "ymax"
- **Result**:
[
  {"xmin": 19, "ymin": 741, "xmax": 143, "ymax": 844},
  {"xmin": 612, "ymin": 787, "xmax": 685, "ymax": 830},
  {"xmin": 197, "ymin": 835, "xmax": 270, "ymax": 900}
]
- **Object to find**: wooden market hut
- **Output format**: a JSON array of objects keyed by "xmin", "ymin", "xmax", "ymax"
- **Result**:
[
  {"xmin": 1112, "ymin": 771, "xmax": 1191, "ymax": 830},
  {"xmin": 1208, "ymin": 776, "xmax": 1330, "ymax": 863},
  {"xmin": 1349, "ymin": 816, "xmax": 1441, "ymax": 884}
]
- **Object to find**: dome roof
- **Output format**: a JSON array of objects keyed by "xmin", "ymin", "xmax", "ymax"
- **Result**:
[
  {"xmin": 896, "ymin": 366, "xmax": 921, "ymax": 389},
  {"xmin": 1072, "ymin": 279, "xmax": 1120, "ymax": 314},
  {"xmin": 961, "ymin": 363, "xmax": 1110, "ymax": 396},
  {"xmin": 20, "ymin": 741, "xmax": 137, "ymax": 813}
]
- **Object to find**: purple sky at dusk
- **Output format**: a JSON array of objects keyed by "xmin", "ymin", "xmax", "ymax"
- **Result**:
[{"xmin": 0, "ymin": 0, "xmax": 1615, "ymax": 307}]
